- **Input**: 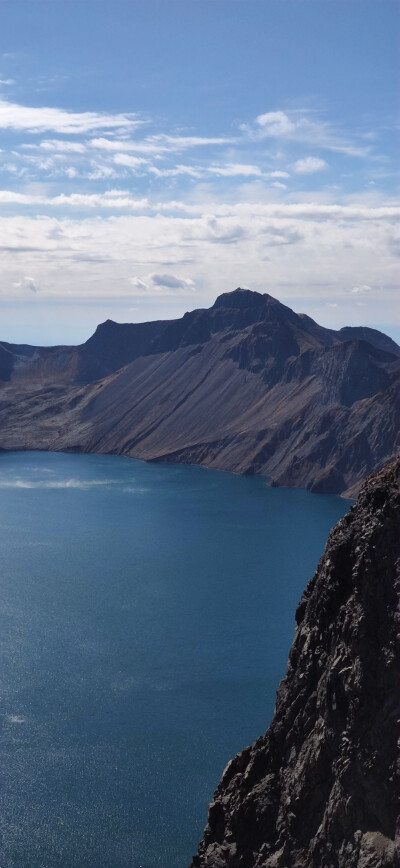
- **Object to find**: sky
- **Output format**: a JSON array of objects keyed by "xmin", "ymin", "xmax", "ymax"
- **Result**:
[{"xmin": 0, "ymin": 0, "xmax": 399, "ymax": 345}]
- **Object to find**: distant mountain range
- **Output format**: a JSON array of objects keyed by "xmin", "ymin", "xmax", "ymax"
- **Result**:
[{"xmin": 1, "ymin": 288, "xmax": 399, "ymax": 496}]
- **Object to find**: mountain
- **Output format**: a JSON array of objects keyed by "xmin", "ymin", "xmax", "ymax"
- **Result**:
[
  {"xmin": 0, "ymin": 288, "xmax": 398, "ymax": 497},
  {"xmin": 335, "ymin": 325, "xmax": 400, "ymax": 358},
  {"xmin": 0, "ymin": 318, "xmax": 173, "ymax": 386},
  {"xmin": 190, "ymin": 458, "xmax": 400, "ymax": 868}
]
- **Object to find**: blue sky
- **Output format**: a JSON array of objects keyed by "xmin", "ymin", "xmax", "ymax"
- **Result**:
[{"xmin": 0, "ymin": 0, "xmax": 398, "ymax": 344}]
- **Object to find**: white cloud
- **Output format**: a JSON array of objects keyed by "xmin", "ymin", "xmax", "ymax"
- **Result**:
[
  {"xmin": 148, "ymin": 162, "xmax": 263, "ymax": 180},
  {"xmin": 0, "ymin": 191, "xmax": 36, "ymax": 204},
  {"xmin": 292, "ymin": 157, "xmax": 328, "ymax": 174},
  {"xmin": 149, "ymin": 134, "xmax": 232, "ymax": 150},
  {"xmin": 54, "ymin": 191, "xmax": 149, "ymax": 209},
  {"xmin": 149, "ymin": 164, "xmax": 203, "ymax": 178},
  {"xmin": 269, "ymin": 171, "xmax": 290, "ymax": 179},
  {"xmin": 0, "ymin": 98, "xmax": 141, "ymax": 134},
  {"xmin": 256, "ymin": 110, "xmax": 295, "ymax": 136},
  {"xmin": 113, "ymin": 153, "xmax": 148, "ymax": 168},
  {"xmin": 208, "ymin": 163, "xmax": 263, "ymax": 177},
  {"xmin": 1, "ymin": 189, "xmax": 400, "ymax": 227},
  {"xmin": 0, "ymin": 189, "xmax": 150, "ymax": 209},
  {"xmin": 0, "ymin": 100, "xmax": 384, "ymax": 205},
  {"xmin": 90, "ymin": 137, "xmax": 160, "ymax": 154},
  {"xmin": 200, "ymin": 216, "xmax": 246, "ymax": 245},
  {"xmin": 349, "ymin": 284, "xmax": 372, "ymax": 294},
  {"xmin": 89, "ymin": 133, "xmax": 231, "ymax": 157},
  {"xmin": 130, "ymin": 277, "xmax": 149, "ymax": 291},
  {"xmin": 245, "ymin": 109, "xmax": 371, "ymax": 158},
  {"xmin": 0, "ymin": 93, "xmax": 396, "ymax": 339},
  {"xmin": 130, "ymin": 272, "xmax": 195, "ymax": 294},
  {"xmin": 14, "ymin": 275, "xmax": 40, "ymax": 293},
  {"xmin": 0, "ymin": 198, "xmax": 398, "ymax": 340},
  {"xmin": 38, "ymin": 139, "xmax": 87, "ymax": 153},
  {"xmin": 88, "ymin": 164, "xmax": 121, "ymax": 180},
  {"xmin": 150, "ymin": 273, "xmax": 194, "ymax": 290},
  {"xmin": 58, "ymin": 191, "xmax": 150, "ymax": 209}
]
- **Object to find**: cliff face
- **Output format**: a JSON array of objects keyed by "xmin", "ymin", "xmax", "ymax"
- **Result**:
[
  {"xmin": 0, "ymin": 289, "xmax": 398, "ymax": 496},
  {"xmin": 191, "ymin": 459, "xmax": 400, "ymax": 868}
]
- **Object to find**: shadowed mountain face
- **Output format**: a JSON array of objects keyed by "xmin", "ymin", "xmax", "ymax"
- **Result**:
[
  {"xmin": 190, "ymin": 459, "xmax": 400, "ymax": 868},
  {"xmin": 0, "ymin": 289, "xmax": 398, "ymax": 496},
  {"xmin": 0, "ymin": 318, "xmax": 173, "ymax": 386}
]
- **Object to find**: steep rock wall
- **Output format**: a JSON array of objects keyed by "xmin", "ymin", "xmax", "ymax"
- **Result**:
[{"xmin": 191, "ymin": 459, "xmax": 400, "ymax": 868}]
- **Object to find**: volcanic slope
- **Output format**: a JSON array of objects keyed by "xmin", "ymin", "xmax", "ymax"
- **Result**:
[
  {"xmin": 190, "ymin": 458, "xmax": 400, "ymax": 868},
  {"xmin": 0, "ymin": 289, "xmax": 398, "ymax": 496}
]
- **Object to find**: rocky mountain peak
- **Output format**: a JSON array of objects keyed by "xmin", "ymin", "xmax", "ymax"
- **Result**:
[
  {"xmin": 212, "ymin": 288, "xmax": 298, "ymax": 324},
  {"xmin": 191, "ymin": 458, "xmax": 400, "ymax": 868},
  {"xmin": 212, "ymin": 288, "xmax": 269, "ymax": 309}
]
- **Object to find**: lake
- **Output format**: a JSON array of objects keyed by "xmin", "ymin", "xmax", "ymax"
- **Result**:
[{"xmin": 0, "ymin": 451, "xmax": 348, "ymax": 867}]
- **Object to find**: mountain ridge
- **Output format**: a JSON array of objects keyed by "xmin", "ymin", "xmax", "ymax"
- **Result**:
[
  {"xmin": 0, "ymin": 316, "xmax": 175, "ymax": 387},
  {"xmin": 0, "ymin": 288, "xmax": 398, "ymax": 497}
]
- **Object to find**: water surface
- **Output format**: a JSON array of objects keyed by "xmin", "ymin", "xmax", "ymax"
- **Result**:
[{"xmin": 0, "ymin": 452, "xmax": 348, "ymax": 867}]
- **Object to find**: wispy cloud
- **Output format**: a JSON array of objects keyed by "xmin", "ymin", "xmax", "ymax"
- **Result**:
[
  {"xmin": 87, "ymin": 164, "xmax": 121, "ymax": 180},
  {"xmin": 89, "ymin": 133, "xmax": 231, "ymax": 156},
  {"xmin": 37, "ymin": 139, "xmax": 87, "ymax": 153},
  {"xmin": 242, "ymin": 108, "xmax": 372, "ymax": 158},
  {"xmin": 0, "ymin": 98, "xmax": 142, "ymax": 134},
  {"xmin": 208, "ymin": 163, "xmax": 263, "ymax": 177},
  {"xmin": 149, "ymin": 162, "xmax": 263, "ymax": 180},
  {"xmin": 348, "ymin": 284, "xmax": 372, "ymax": 295},
  {"xmin": 149, "ymin": 164, "xmax": 202, "ymax": 179},
  {"xmin": 90, "ymin": 137, "xmax": 162, "ymax": 154},
  {"xmin": 0, "ymin": 97, "xmax": 390, "ymax": 201},
  {"xmin": 113, "ymin": 153, "xmax": 149, "ymax": 169},
  {"xmin": 148, "ymin": 133, "xmax": 233, "ymax": 150},
  {"xmin": 292, "ymin": 156, "xmax": 328, "ymax": 174}
]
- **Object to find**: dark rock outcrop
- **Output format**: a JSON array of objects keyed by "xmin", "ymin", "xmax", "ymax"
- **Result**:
[
  {"xmin": 190, "ymin": 459, "xmax": 400, "ymax": 868},
  {"xmin": 0, "ymin": 289, "xmax": 398, "ymax": 496}
]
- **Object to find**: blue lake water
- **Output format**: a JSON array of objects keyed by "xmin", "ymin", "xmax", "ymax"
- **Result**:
[{"xmin": 0, "ymin": 451, "xmax": 348, "ymax": 867}]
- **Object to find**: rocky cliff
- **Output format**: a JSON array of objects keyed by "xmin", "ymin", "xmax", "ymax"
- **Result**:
[
  {"xmin": 0, "ymin": 289, "xmax": 398, "ymax": 496},
  {"xmin": 190, "ymin": 459, "xmax": 400, "ymax": 868}
]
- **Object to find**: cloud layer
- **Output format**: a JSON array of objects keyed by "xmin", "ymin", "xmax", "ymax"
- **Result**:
[{"xmin": 0, "ymin": 93, "xmax": 398, "ymax": 340}]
